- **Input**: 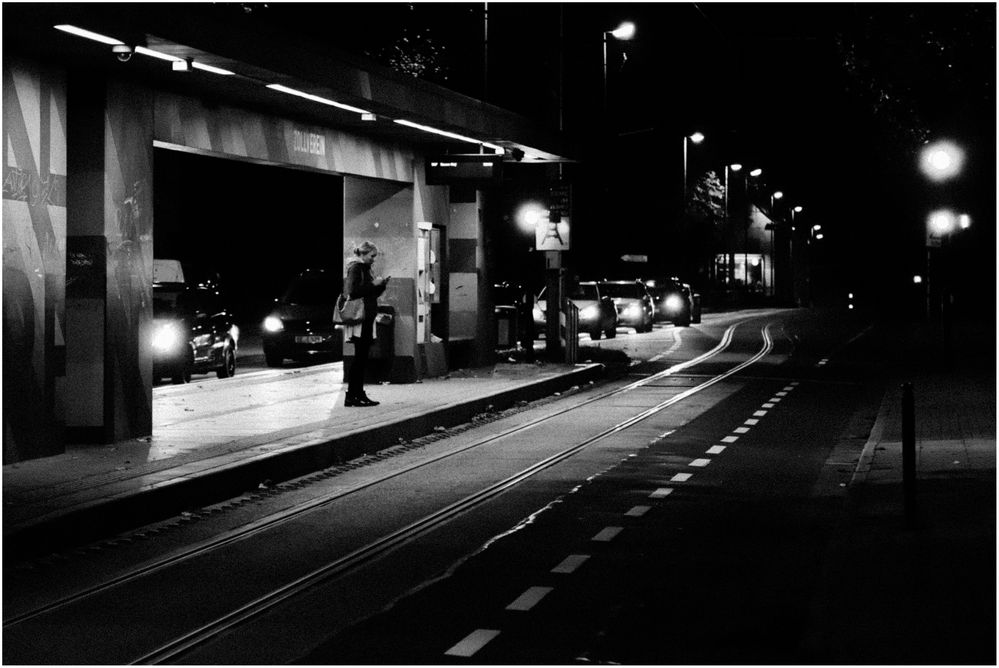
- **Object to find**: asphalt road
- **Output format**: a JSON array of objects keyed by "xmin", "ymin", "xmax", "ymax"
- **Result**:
[{"xmin": 7, "ymin": 309, "xmax": 885, "ymax": 664}]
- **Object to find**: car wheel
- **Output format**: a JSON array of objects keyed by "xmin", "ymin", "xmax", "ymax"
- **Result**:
[
  {"xmin": 605, "ymin": 326, "xmax": 617, "ymax": 339},
  {"xmin": 171, "ymin": 356, "xmax": 192, "ymax": 384},
  {"xmin": 217, "ymin": 344, "xmax": 236, "ymax": 379},
  {"xmin": 590, "ymin": 328, "xmax": 602, "ymax": 340}
]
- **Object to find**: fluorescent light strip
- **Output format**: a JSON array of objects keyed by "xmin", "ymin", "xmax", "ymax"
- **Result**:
[
  {"xmin": 191, "ymin": 62, "xmax": 234, "ymax": 76},
  {"xmin": 135, "ymin": 46, "xmax": 182, "ymax": 62},
  {"xmin": 393, "ymin": 119, "xmax": 504, "ymax": 153},
  {"xmin": 267, "ymin": 84, "xmax": 370, "ymax": 115},
  {"xmin": 54, "ymin": 24, "xmax": 123, "ymax": 45}
]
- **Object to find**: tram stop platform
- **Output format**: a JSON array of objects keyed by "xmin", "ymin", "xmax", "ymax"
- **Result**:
[{"xmin": 3, "ymin": 357, "xmax": 606, "ymax": 562}]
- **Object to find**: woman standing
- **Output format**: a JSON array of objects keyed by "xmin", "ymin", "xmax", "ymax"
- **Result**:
[{"xmin": 342, "ymin": 241, "xmax": 390, "ymax": 407}]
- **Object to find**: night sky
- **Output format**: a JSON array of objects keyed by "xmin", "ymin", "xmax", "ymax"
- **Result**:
[{"xmin": 171, "ymin": 3, "xmax": 995, "ymax": 316}]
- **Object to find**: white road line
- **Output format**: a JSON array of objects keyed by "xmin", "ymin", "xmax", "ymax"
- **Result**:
[
  {"xmin": 754, "ymin": 410, "xmax": 768, "ymax": 417},
  {"xmin": 689, "ymin": 458, "xmax": 711, "ymax": 467},
  {"xmin": 707, "ymin": 445, "xmax": 726, "ymax": 455},
  {"xmin": 445, "ymin": 629, "xmax": 501, "ymax": 657},
  {"xmin": 791, "ymin": 381, "xmax": 800, "ymax": 386},
  {"xmin": 506, "ymin": 586, "xmax": 554, "ymax": 612},
  {"xmin": 721, "ymin": 435, "xmax": 739, "ymax": 443},
  {"xmin": 650, "ymin": 487, "xmax": 674, "ymax": 498},
  {"xmin": 671, "ymin": 472, "xmax": 693, "ymax": 482},
  {"xmin": 625, "ymin": 505, "xmax": 651, "ymax": 517},
  {"xmin": 734, "ymin": 427, "xmax": 750, "ymax": 434},
  {"xmin": 782, "ymin": 385, "xmax": 795, "ymax": 391},
  {"xmin": 552, "ymin": 554, "xmax": 590, "ymax": 574},
  {"xmin": 744, "ymin": 418, "xmax": 759, "ymax": 425},
  {"xmin": 763, "ymin": 402, "xmax": 776, "ymax": 408},
  {"xmin": 592, "ymin": 526, "xmax": 623, "ymax": 542},
  {"xmin": 776, "ymin": 391, "xmax": 788, "ymax": 397},
  {"xmin": 769, "ymin": 397, "xmax": 782, "ymax": 402}
]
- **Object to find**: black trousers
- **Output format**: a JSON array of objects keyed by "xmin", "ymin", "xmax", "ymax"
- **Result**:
[{"xmin": 347, "ymin": 339, "xmax": 371, "ymax": 397}]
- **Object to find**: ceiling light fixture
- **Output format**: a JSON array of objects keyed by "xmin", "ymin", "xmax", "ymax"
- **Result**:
[
  {"xmin": 54, "ymin": 24, "xmax": 123, "ymax": 45},
  {"xmin": 192, "ymin": 62, "xmax": 234, "ymax": 76},
  {"xmin": 393, "ymin": 119, "xmax": 504, "ymax": 153},
  {"xmin": 266, "ymin": 84, "xmax": 371, "ymax": 116}
]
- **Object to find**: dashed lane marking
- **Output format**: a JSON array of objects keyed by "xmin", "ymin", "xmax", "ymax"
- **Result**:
[
  {"xmin": 625, "ymin": 505, "xmax": 651, "ymax": 517},
  {"xmin": 445, "ymin": 629, "xmax": 501, "ymax": 657},
  {"xmin": 706, "ymin": 445, "xmax": 726, "ymax": 455},
  {"xmin": 776, "ymin": 391, "xmax": 788, "ymax": 396},
  {"xmin": 753, "ymin": 410, "xmax": 768, "ymax": 417},
  {"xmin": 744, "ymin": 418, "xmax": 759, "ymax": 425},
  {"xmin": 762, "ymin": 402, "xmax": 777, "ymax": 408},
  {"xmin": 690, "ymin": 458, "xmax": 711, "ymax": 467},
  {"xmin": 671, "ymin": 472, "xmax": 693, "ymax": 482},
  {"xmin": 721, "ymin": 435, "xmax": 740, "ymax": 443},
  {"xmin": 552, "ymin": 554, "xmax": 590, "ymax": 574},
  {"xmin": 592, "ymin": 526, "xmax": 624, "ymax": 542},
  {"xmin": 650, "ymin": 487, "xmax": 674, "ymax": 498},
  {"xmin": 506, "ymin": 586, "xmax": 554, "ymax": 612},
  {"xmin": 734, "ymin": 427, "xmax": 750, "ymax": 434}
]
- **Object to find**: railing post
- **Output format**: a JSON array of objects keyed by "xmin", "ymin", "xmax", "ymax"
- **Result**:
[{"xmin": 902, "ymin": 382, "xmax": 917, "ymax": 527}]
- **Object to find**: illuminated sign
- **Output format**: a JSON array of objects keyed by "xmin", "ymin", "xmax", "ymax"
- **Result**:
[
  {"xmin": 425, "ymin": 155, "xmax": 502, "ymax": 185},
  {"xmin": 536, "ymin": 216, "xmax": 570, "ymax": 251}
]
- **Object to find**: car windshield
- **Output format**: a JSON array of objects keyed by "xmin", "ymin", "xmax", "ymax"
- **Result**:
[
  {"xmin": 568, "ymin": 283, "xmax": 599, "ymax": 301},
  {"xmin": 282, "ymin": 274, "xmax": 338, "ymax": 305},
  {"xmin": 600, "ymin": 282, "xmax": 644, "ymax": 299},
  {"xmin": 153, "ymin": 285, "xmax": 184, "ymax": 316}
]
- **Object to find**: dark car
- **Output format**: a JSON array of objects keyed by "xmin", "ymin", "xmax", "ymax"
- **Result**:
[
  {"xmin": 646, "ymin": 277, "xmax": 702, "ymax": 326},
  {"xmin": 152, "ymin": 281, "xmax": 238, "ymax": 384},
  {"xmin": 533, "ymin": 281, "xmax": 618, "ymax": 340},
  {"xmin": 599, "ymin": 280, "xmax": 655, "ymax": 333},
  {"xmin": 261, "ymin": 268, "xmax": 343, "ymax": 367}
]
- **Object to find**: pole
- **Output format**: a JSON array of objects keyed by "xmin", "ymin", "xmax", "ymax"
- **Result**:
[
  {"xmin": 902, "ymin": 382, "xmax": 917, "ymax": 527},
  {"xmin": 602, "ymin": 32, "xmax": 608, "ymax": 116},
  {"xmin": 482, "ymin": 2, "xmax": 488, "ymax": 100},
  {"xmin": 682, "ymin": 136, "xmax": 688, "ymax": 205}
]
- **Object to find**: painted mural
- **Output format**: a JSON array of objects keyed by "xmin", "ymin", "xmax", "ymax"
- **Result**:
[{"xmin": 2, "ymin": 58, "xmax": 67, "ymax": 462}]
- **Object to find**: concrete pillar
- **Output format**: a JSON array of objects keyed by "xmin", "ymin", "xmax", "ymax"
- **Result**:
[{"xmin": 65, "ymin": 75, "xmax": 153, "ymax": 443}]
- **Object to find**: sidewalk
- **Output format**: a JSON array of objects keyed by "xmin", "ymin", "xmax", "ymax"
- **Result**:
[
  {"xmin": 3, "ymin": 359, "xmax": 605, "ymax": 561},
  {"xmin": 802, "ymin": 317, "xmax": 996, "ymax": 664}
]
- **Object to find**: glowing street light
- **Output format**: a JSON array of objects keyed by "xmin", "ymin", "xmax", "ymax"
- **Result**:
[
  {"xmin": 682, "ymin": 131, "xmax": 705, "ymax": 205},
  {"xmin": 603, "ymin": 21, "xmax": 636, "ymax": 113},
  {"xmin": 919, "ymin": 140, "xmax": 965, "ymax": 182}
]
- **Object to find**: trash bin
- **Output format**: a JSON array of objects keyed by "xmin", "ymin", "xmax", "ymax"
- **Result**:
[{"xmin": 495, "ymin": 305, "xmax": 519, "ymax": 349}]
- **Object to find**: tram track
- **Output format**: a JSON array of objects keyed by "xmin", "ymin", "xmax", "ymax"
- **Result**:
[{"xmin": 4, "ymin": 317, "xmax": 777, "ymax": 665}]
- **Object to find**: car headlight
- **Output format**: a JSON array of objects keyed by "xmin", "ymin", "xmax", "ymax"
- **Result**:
[
  {"xmin": 263, "ymin": 316, "xmax": 284, "ymax": 333},
  {"xmin": 533, "ymin": 306, "xmax": 544, "ymax": 320},
  {"xmin": 580, "ymin": 305, "xmax": 598, "ymax": 319},
  {"xmin": 665, "ymin": 295, "xmax": 684, "ymax": 312},
  {"xmin": 152, "ymin": 323, "xmax": 183, "ymax": 352}
]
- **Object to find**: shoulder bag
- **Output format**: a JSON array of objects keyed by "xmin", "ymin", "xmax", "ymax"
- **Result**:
[{"xmin": 333, "ymin": 293, "xmax": 365, "ymax": 326}]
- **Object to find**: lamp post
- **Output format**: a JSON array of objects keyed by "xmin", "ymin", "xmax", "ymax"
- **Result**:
[
  {"xmin": 724, "ymin": 163, "xmax": 742, "ymax": 285},
  {"xmin": 744, "ymin": 168, "xmax": 763, "ymax": 288},
  {"xmin": 682, "ymin": 131, "xmax": 705, "ymax": 206},
  {"xmin": 603, "ymin": 21, "xmax": 635, "ymax": 115}
]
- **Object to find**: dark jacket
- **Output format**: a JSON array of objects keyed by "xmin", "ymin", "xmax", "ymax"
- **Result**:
[{"xmin": 344, "ymin": 258, "xmax": 386, "ymax": 342}]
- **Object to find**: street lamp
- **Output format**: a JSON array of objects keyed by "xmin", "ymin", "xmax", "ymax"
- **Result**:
[
  {"xmin": 723, "ymin": 163, "xmax": 743, "ymax": 285},
  {"xmin": 603, "ymin": 21, "xmax": 635, "ymax": 114},
  {"xmin": 682, "ymin": 131, "xmax": 705, "ymax": 206},
  {"xmin": 745, "ymin": 168, "xmax": 764, "ymax": 286},
  {"xmin": 919, "ymin": 140, "xmax": 965, "ymax": 183}
]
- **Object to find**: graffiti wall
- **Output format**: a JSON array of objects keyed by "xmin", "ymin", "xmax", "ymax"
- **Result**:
[{"xmin": 2, "ymin": 58, "xmax": 67, "ymax": 462}]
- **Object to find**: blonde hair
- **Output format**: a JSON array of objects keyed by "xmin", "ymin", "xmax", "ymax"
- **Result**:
[{"xmin": 353, "ymin": 241, "xmax": 378, "ymax": 257}]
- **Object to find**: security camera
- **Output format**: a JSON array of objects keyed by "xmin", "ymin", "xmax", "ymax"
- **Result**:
[{"xmin": 112, "ymin": 44, "xmax": 133, "ymax": 62}]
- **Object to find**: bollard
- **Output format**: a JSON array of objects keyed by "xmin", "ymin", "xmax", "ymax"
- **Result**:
[{"xmin": 902, "ymin": 382, "xmax": 917, "ymax": 526}]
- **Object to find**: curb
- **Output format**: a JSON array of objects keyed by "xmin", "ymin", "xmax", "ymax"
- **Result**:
[{"xmin": 5, "ymin": 364, "xmax": 605, "ymax": 561}]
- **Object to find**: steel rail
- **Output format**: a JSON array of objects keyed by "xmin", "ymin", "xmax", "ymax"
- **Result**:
[
  {"xmin": 5, "ymin": 317, "xmax": 768, "ymax": 643},
  {"xmin": 5, "ymin": 319, "xmax": 755, "ymax": 631},
  {"xmin": 132, "ymin": 322, "xmax": 774, "ymax": 665}
]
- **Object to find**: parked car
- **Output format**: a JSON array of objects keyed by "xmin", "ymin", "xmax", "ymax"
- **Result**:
[
  {"xmin": 261, "ymin": 268, "xmax": 342, "ymax": 367},
  {"xmin": 533, "ymin": 281, "xmax": 618, "ymax": 340},
  {"xmin": 599, "ymin": 280, "xmax": 655, "ymax": 333},
  {"xmin": 645, "ymin": 277, "xmax": 702, "ymax": 326},
  {"xmin": 152, "ymin": 268, "xmax": 238, "ymax": 384}
]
